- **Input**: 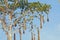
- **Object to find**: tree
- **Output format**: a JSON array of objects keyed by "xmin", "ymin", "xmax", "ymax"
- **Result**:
[{"xmin": 0, "ymin": 0, "xmax": 51, "ymax": 40}]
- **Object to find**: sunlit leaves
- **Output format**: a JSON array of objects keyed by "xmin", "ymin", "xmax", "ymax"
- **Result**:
[
  {"xmin": 28, "ymin": 2, "xmax": 41, "ymax": 8},
  {"xmin": 30, "ymin": 16, "xmax": 34, "ymax": 20},
  {"xmin": 0, "ymin": 6, "xmax": 5, "ymax": 12}
]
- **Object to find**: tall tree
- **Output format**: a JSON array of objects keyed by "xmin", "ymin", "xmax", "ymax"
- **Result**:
[{"xmin": 0, "ymin": 0, "xmax": 51, "ymax": 40}]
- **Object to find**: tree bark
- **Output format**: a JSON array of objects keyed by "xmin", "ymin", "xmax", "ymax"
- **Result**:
[
  {"xmin": 14, "ymin": 33, "xmax": 16, "ymax": 40},
  {"xmin": 8, "ymin": 34, "xmax": 12, "ymax": 40},
  {"xmin": 38, "ymin": 28, "xmax": 40, "ymax": 40},
  {"xmin": 19, "ymin": 29, "xmax": 22, "ymax": 40},
  {"xmin": 6, "ymin": 32, "xmax": 12, "ymax": 40}
]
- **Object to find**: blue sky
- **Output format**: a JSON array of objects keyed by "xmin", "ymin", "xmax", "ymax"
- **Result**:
[{"xmin": 0, "ymin": 0, "xmax": 60, "ymax": 40}]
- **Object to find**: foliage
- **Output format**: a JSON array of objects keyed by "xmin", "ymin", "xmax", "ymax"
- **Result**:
[{"xmin": 0, "ymin": 0, "xmax": 51, "ymax": 40}]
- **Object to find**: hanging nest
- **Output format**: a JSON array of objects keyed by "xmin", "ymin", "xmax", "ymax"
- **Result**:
[
  {"xmin": 47, "ymin": 14, "xmax": 49, "ymax": 22},
  {"xmin": 23, "ymin": 30, "xmax": 25, "ymax": 34},
  {"xmin": 14, "ymin": 19, "xmax": 18, "ymax": 27}
]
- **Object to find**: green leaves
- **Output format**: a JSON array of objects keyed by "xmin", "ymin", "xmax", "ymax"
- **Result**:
[
  {"xmin": 43, "ymin": 4, "xmax": 51, "ymax": 14},
  {"xmin": 0, "ymin": 0, "xmax": 51, "ymax": 14},
  {"xmin": 25, "ymin": 2, "xmax": 51, "ymax": 15}
]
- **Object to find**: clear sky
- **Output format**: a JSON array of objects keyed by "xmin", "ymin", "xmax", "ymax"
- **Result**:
[{"xmin": 0, "ymin": 0, "xmax": 60, "ymax": 40}]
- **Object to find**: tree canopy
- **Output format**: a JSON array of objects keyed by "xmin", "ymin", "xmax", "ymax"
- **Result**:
[{"xmin": 0, "ymin": 0, "xmax": 51, "ymax": 40}]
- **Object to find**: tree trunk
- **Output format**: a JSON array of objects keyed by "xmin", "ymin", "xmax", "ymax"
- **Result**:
[
  {"xmin": 8, "ymin": 34, "xmax": 12, "ymax": 40},
  {"xmin": 14, "ymin": 33, "xmax": 16, "ymax": 40},
  {"xmin": 6, "ymin": 32, "xmax": 12, "ymax": 40},
  {"xmin": 38, "ymin": 28, "xmax": 40, "ymax": 40},
  {"xmin": 19, "ymin": 29, "xmax": 22, "ymax": 40},
  {"xmin": 33, "ymin": 34, "xmax": 35, "ymax": 40},
  {"xmin": 31, "ymin": 32, "xmax": 33, "ymax": 40},
  {"xmin": 8, "ymin": 25, "xmax": 12, "ymax": 40}
]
